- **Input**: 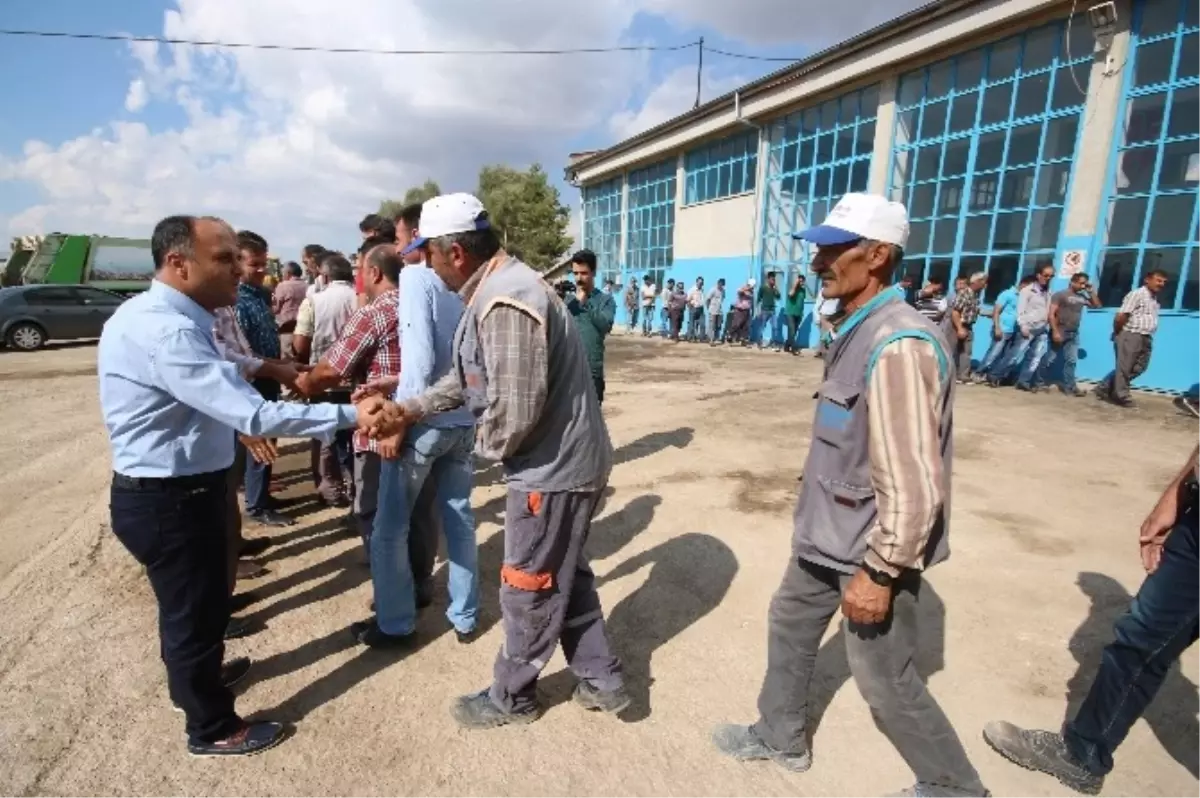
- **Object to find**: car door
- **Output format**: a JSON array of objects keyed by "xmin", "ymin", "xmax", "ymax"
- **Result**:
[
  {"xmin": 22, "ymin": 286, "xmax": 87, "ymax": 340},
  {"xmin": 71, "ymin": 287, "xmax": 126, "ymax": 337}
]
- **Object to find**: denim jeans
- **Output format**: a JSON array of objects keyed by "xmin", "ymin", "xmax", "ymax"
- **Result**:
[
  {"xmin": 626, "ymin": 306, "xmax": 639, "ymax": 332},
  {"xmin": 688, "ymin": 307, "xmax": 706, "ymax": 341},
  {"xmin": 756, "ymin": 310, "xmax": 775, "ymax": 347},
  {"xmin": 372, "ymin": 424, "xmax": 480, "ymax": 635},
  {"xmin": 1045, "ymin": 329, "xmax": 1081, "ymax": 393},
  {"xmin": 976, "ymin": 331, "xmax": 1013, "ymax": 376},
  {"xmin": 659, "ymin": 307, "xmax": 670, "ymax": 336},
  {"xmin": 641, "ymin": 306, "xmax": 654, "ymax": 335},
  {"xmin": 1064, "ymin": 500, "xmax": 1198, "ymax": 776},
  {"xmin": 784, "ymin": 313, "xmax": 803, "ymax": 352},
  {"xmin": 243, "ymin": 378, "xmax": 280, "ymax": 512},
  {"xmin": 995, "ymin": 326, "xmax": 1049, "ymax": 387}
]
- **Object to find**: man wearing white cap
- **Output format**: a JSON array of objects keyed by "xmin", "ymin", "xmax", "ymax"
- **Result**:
[
  {"xmin": 713, "ymin": 193, "xmax": 986, "ymax": 797},
  {"xmin": 362, "ymin": 193, "xmax": 628, "ymax": 729}
]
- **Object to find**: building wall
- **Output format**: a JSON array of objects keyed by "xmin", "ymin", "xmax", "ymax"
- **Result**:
[{"xmin": 582, "ymin": 0, "xmax": 1198, "ymax": 388}]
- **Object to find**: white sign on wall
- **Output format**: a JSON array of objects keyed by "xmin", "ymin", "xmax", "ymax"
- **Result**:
[{"xmin": 1059, "ymin": 249, "xmax": 1086, "ymax": 278}]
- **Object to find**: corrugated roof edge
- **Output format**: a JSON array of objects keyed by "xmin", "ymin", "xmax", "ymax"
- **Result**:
[{"xmin": 566, "ymin": 0, "xmax": 982, "ymax": 180}]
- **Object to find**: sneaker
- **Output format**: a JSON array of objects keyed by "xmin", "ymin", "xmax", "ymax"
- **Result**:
[
  {"xmin": 1174, "ymin": 395, "xmax": 1200, "ymax": 417},
  {"xmin": 885, "ymin": 784, "xmax": 991, "ymax": 797},
  {"xmin": 711, "ymin": 724, "xmax": 812, "ymax": 773},
  {"xmin": 187, "ymin": 721, "xmax": 286, "ymax": 757},
  {"xmin": 982, "ymin": 720, "xmax": 1102, "ymax": 795},
  {"xmin": 572, "ymin": 681, "xmax": 632, "ymax": 714},
  {"xmin": 350, "ymin": 618, "xmax": 416, "ymax": 649},
  {"xmin": 451, "ymin": 688, "xmax": 540, "ymax": 730}
]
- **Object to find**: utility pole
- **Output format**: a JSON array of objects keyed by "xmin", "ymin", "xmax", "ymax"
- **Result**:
[{"xmin": 694, "ymin": 36, "xmax": 704, "ymax": 108}]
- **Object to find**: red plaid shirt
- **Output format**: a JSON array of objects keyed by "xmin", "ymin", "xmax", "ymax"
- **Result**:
[{"xmin": 323, "ymin": 289, "xmax": 400, "ymax": 453}]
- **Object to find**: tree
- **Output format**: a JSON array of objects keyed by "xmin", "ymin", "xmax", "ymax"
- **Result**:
[
  {"xmin": 476, "ymin": 164, "xmax": 571, "ymax": 270},
  {"xmin": 378, "ymin": 179, "xmax": 442, "ymax": 218}
]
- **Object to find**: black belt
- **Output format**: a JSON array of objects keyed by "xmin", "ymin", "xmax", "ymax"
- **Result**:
[{"xmin": 112, "ymin": 469, "xmax": 226, "ymax": 492}]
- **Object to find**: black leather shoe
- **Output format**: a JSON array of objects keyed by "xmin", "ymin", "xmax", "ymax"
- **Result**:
[
  {"xmin": 240, "ymin": 537, "xmax": 272, "ymax": 556},
  {"xmin": 187, "ymin": 721, "xmax": 286, "ymax": 757},
  {"xmin": 350, "ymin": 618, "xmax": 415, "ymax": 649},
  {"xmin": 455, "ymin": 628, "xmax": 479, "ymax": 645},
  {"xmin": 221, "ymin": 656, "xmax": 252, "ymax": 688},
  {"xmin": 246, "ymin": 509, "xmax": 295, "ymax": 527}
]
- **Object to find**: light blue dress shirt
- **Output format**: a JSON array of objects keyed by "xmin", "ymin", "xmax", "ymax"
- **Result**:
[
  {"xmin": 396, "ymin": 264, "xmax": 474, "ymax": 429},
  {"xmin": 99, "ymin": 280, "xmax": 358, "ymax": 478}
]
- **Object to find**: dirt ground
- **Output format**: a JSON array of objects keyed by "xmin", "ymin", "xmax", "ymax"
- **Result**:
[{"xmin": 0, "ymin": 333, "xmax": 1196, "ymax": 797}]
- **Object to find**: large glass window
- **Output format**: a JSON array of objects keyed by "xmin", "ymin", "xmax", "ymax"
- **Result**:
[
  {"xmin": 1096, "ymin": 0, "xmax": 1199, "ymax": 310},
  {"xmin": 625, "ymin": 159, "xmax": 677, "ymax": 278},
  {"xmin": 581, "ymin": 177, "xmax": 624, "ymax": 286},
  {"xmin": 889, "ymin": 21, "xmax": 1093, "ymax": 300},
  {"xmin": 684, "ymin": 130, "xmax": 759, "ymax": 204},
  {"xmin": 761, "ymin": 84, "xmax": 880, "ymax": 281}
]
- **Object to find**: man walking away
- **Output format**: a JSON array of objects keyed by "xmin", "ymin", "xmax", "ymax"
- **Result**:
[
  {"xmin": 100, "ymin": 215, "xmax": 372, "ymax": 756},
  {"xmin": 234, "ymin": 231, "xmax": 292, "ymax": 528},
  {"xmin": 783, "ymin": 273, "xmax": 809, "ymax": 355},
  {"xmin": 305, "ymin": 253, "xmax": 359, "ymax": 507},
  {"xmin": 974, "ymin": 275, "xmax": 1029, "ymax": 382},
  {"xmin": 640, "ymin": 275, "xmax": 657, "ymax": 336},
  {"xmin": 272, "ymin": 262, "xmax": 307, "ymax": 357},
  {"xmin": 707, "ymin": 278, "xmax": 726, "ymax": 345},
  {"xmin": 728, "ymin": 280, "xmax": 754, "ymax": 345},
  {"xmin": 988, "ymin": 263, "xmax": 1053, "ymax": 391},
  {"xmin": 756, "ymin": 272, "xmax": 782, "ymax": 350},
  {"xmin": 712, "ymin": 193, "xmax": 987, "ymax": 797},
  {"xmin": 943, "ymin": 271, "xmax": 986, "ymax": 384},
  {"xmin": 1046, "ymin": 273, "xmax": 1100, "ymax": 397},
  {"xmin": 567, "ymin": 250, "xmax": 616, "ymax": 404},
  {"xmin": 366, "ymin": 193, "xmax": 627, "ymax": 729},
  {"xmin": 1094, "ymin": 270, "xmax": 1166, "ymax": 408},
  {"xmin": 984, "ymin": 444, "xmax": 1198, "ymax": 794},
  {"xmin": 687, "ymin": 277, "xmax": 707, "ymax": 341},
  {"xmin": 623, "ymin": 277, "xmax": 640, "ymax": 333},
  {"xmin": 667, "ymin": 279, "xmax": 687, "ymax": 342}
]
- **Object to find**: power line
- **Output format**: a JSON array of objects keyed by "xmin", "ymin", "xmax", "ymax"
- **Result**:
[
  {"xmin": 0, "ymin": 28, "xmax": 698, "ymax": 56},
  {"xmin": 706, "ymin": 46, "xmax": 802, "ymax": 62}
]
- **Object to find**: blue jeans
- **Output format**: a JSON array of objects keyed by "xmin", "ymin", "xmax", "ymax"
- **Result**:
[
  {"xmin": 1045, "ymin": 329, "xmax": 1081, "ymax": 393},
  {"xmin": 976, "ymin": 331, "xmax": 1013, "ymax": 376},
  {"xmin": 641, "ymin": 306, "xmax": 654, "ymax": 335},
  {"xmin": 756, "ymin": 310, "xmax": 775, "ymax": 347},
  {"xmin": 372, "ymin": 424, "xmax": 479, "ymax": 636},
  {"xmin": 659, "ymin": 307, "xmax": 670, "ymax": 336},
  {"xmin": 995, "ymin": 326, "xmax": 1049, "ymax": 387},
  {"xmin": 244, "ymin": 378, "xmax": 280, "ymax": 512},
  {"xmin": 1064, "ymin": 500, "xmax": 1198, "ymax": 776}
]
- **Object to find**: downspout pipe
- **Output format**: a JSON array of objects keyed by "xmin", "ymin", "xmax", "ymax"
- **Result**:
[{"xmin": 734, "ymin": 90, "xmax": 763, "ymax": 287}]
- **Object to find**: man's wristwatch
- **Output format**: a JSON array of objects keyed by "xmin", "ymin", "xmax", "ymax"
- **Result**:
[{"xmin": 862, "ymin": 563, "xmax": 895, "ymax": 588}]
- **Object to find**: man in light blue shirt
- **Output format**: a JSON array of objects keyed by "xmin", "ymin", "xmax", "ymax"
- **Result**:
[
  {"xmin": 356, "ymin": 255, "xmax": 481, "ymax": 647},
  {"xmin": 99, "ymin": 215, "xmax": 373, "ymax": 758},
  {"xmin": 974, "ymin": 274, "xmax": 1031, "ymax": 381}
]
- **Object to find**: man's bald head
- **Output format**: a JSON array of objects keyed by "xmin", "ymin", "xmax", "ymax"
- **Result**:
[
  {"xmin": 361, "ymin": 244, "xmax": 402, "ymax": 301},
  {"xmin": 151, "ymin": 215, "xmax": 240, "ymax": 310}
]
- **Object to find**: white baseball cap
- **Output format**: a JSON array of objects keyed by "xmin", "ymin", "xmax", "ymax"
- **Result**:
[
  {"xmin": 793, "ymin": 192, "xmax": 909, "ymax": 249},
  {"xmin": 400, "ymin": 192, "xmax": 491, "ymax": 256}
]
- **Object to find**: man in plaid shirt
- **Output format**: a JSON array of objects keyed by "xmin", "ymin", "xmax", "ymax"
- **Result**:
[
  {"xmin": 942, "ymin": 271, "xmax": 986, "ymax": 383},
  {"xmin": 294, "ymin": 245, "xmax": 437, "ymax": 594},
  {"xmin": 1095, "ymin": 269, "xmax": 1168, "ymax": 408}
]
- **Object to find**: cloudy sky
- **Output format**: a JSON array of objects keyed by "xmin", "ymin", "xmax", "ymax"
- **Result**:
[{"xmin": 0, "ymin": 0, "xmax": 923, "ymax": 257}]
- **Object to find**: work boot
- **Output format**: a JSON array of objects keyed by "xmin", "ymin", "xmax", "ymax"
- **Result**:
[
  {"xmin": 885, "ymin": 784, "xmax": 991, "ymax": 797},
  {"xmin": 451, "ymin": 689, "xmax": 540, "ymax": 730},
  {"xmin": 710, "ymin": 724, "xmax": 812, "ymax": 773},
  {"xmin": 982, "ymin": 720, "xmax": 1102, "ymax": 795},
  {"xmin": 572, "ymin": 681, "xmax": 631, "ymax": 714}
]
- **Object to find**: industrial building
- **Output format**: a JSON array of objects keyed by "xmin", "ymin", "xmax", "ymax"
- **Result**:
[{"xmin": 568, "ymin": 0, "xmax": 1198, "ymax": 393}]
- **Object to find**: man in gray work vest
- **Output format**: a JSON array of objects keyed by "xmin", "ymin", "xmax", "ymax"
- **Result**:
[
  {"xmin": 712, "ymin": 193, "xmax": 987, "ymax": 797},
  {"xmin": 361, "ymin": 193, "xmax": 629, "ymax": 728}
]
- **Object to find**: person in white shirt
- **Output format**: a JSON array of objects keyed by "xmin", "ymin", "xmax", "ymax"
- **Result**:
[{"xmin": 640, "ymin": 275, "xmax": 658, "ymax": 337}]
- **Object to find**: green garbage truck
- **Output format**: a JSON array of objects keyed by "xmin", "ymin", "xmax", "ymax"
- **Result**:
[{"xmin": 2, "ymin": 234, "xmax": 153, "ymax": 295}]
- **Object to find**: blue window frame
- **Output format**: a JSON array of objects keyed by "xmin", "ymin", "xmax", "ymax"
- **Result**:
[
  {"xmin": 581, "ymin": 177, "xmax": 624, "ymax": 286},
  {"xmin": 761, "ymin": 84, "xmax": 879, "ymax": 282},
  {"xmin": 888, "ymin": 21, "xmax": 1094, "ymax": 301},
  {"xmin": 625, "ymin": 159, "xmax": 677, "ymax": 279},
  {"xmin": 684, "ymin": 130, "xmax": 759, "ymax": 205},
  {"xmin": 1096, "ymin": 0, "xmax": 1199, "ymax": 311}
]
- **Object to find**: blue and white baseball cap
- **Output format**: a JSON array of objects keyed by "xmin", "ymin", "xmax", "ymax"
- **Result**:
[
  {"xmin": 792, "ymin": 192, "xmax": 909, "ymax": 248},
  {"xmin": 400, "ymin": 192, "xmax": 491, "ymax": 256}
]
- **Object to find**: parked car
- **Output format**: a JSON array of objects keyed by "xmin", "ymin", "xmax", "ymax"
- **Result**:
[{"xmin": 0, "ymin": 284, "xmax": 127, "ymax": 350}]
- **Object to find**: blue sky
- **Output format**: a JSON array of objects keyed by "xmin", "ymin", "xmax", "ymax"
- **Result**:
[{"xmin": 0, "ymin": 0, "xmax": 920, "ymax": 256}]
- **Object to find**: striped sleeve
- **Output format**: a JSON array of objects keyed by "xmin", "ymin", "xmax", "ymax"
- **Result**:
[
  {"xmin": 1118, "ymin": 288, "xmax": 1142, "ymax": 315},
  {"xmin": 863, "ymin": 336, "xmax": 947, "ymax": 576}
]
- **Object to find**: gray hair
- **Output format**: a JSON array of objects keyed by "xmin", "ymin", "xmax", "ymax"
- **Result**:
[
  {"xmin": 429, "ymin": 228, "xmax": 501, "ymax": 264},
  {"xmin": 969, "ymin": 270, "xmax": 987, "ymax": 284}
]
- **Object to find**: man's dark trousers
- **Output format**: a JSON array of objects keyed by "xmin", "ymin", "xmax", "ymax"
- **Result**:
[
  {"xmin": 1063, "ymin": 494, "xmax": 1198, "ymax": 776},
  {"xmin": 109, "ymin": 470, "xmax": 239, "ymax": 744},
  {"xmin": 243, "ymin": 378, "xmax": 280, "ymax": 512},
  {"xmin": 755, "ymin": 556, "xmax": 985, "ymax": 794}
]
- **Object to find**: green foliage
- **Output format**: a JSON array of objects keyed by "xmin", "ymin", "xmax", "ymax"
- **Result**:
[
  {"xmin": 476, "ymin": 164, "xmax": 571, "ymax": 270},
  {"xmin": 378, "ymin": 179, "xmax": 442, "ymax": 218}
]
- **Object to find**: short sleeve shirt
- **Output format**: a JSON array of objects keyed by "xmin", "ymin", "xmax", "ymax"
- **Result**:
[{"xmin": 1051, "ymin": 289, "xmax": 1087, "ymax": 332}]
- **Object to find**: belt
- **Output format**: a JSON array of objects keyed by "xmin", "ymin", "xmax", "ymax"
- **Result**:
[{"xmin": 112, "ymin": 469, "xmax": 226, "ymax": 492}]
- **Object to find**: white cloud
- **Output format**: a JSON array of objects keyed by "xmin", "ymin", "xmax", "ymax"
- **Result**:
[
  {"xmin": 123, "ymin": 79, "xmax": 149, "ymax": 113},
  {"xmin": 643, "ymin": 0, "xmax": 928, "ymax": 46},
  {"xmin": 609, "ymin": 66, "xmax": 748, "ymax": 141},
  {"xmin": 1, "ymin": 0, "xmax": 919, "ymax": 254}
]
